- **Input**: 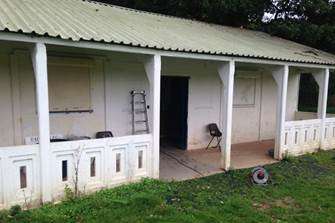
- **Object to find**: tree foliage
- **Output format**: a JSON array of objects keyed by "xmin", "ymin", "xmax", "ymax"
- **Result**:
[
  {"xmin": 96, "ymin": 0, "xmax": 335, "ymax": 54},
  {"xmin": 263, "ymin": 0, "xmax": 335, "ymax": 53}
]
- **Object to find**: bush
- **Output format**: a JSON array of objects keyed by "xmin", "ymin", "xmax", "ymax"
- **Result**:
[{"xmin": 9, "ymin": 205, "xmax": 21, "ymax": 217}]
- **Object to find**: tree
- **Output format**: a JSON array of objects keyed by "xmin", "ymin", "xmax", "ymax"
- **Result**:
[
  {"xmin": 263, "ymin": 0, "xmax": 335, "ymax": 54},
  {"xmin": 97, "ymin": 0, "xmax": 270, "ymax": 27},
  {"xmin": 96, "ymin": 0, "xmax": 335, "ymax": 54}
]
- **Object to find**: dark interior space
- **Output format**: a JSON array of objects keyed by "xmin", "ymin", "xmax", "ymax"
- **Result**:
[
  {"xmin": 298, "ymin": 73, "xmax": 319, "ymax": 112},
  {"xmin": 160, "ymin": 76, "xmax": 189, "ymax": 150},
  {"xmin": 298, "ymin": 72, "xmax": 335, "ymax": 114}
]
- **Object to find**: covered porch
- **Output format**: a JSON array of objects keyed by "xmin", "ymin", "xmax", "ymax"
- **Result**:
[
  {"xmin": 0, "ymin": 37, "xmax": 333, "ymax": 209},
  {"xmin": 0, "ymin": 40, "xmax": 162, "ymax": 208},
  {"xmin": 160, "ymin": 140, "xmax": 276, "ymax": 181}
]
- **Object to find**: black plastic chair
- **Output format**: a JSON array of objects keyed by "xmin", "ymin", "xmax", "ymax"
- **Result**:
[
  {"xmin": 96, "ymin": 131, "xmax": 114, "ymax": 138},
  {"xmin": 206, "ymin": 123, "xmax": 222, "ymax": 150}
]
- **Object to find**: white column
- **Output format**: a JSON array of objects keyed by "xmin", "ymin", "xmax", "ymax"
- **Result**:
[
  {"xmin": 218, "ymin": 60, "xmax": 235, "ymax": 171},
  {"xmin": 313, "ymin": 68, "xmax": 329, "ymax": 149},
  {"xmin": 104, "ymin": 58, "xmax": 113, "ymax": 131},
  {"xmin": 272, "ymin": 65, "xmax": 289, "ymax": 160},
  {"xmin": 144, "ymin": 55, "xmax": 161, "ymax": 178},
  {"xmin": 313, "ymin": 69, "xmax": 329, "ymax": 119},
  {"xmin": 31, "ymin": 43, "xmax": 52, "ymax": 202}
]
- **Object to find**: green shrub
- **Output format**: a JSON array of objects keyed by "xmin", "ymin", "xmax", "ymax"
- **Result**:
[
  {"xmin": 63, "ymin": 185, "xmax": 75, "ymax": 202},
  {"xmin": 9, "ymin": 205, "xmax": 21, "ymax": 217}
]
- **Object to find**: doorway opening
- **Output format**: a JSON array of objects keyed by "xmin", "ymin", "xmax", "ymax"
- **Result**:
[{"xmin": 160, "ymin": 76, "xmax": 189, "ymax": 150}]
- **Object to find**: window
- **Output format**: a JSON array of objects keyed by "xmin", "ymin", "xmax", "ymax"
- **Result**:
[
  {"xmin": 116, "ymin": 153, "xmax": 121, "ymax": 173},
  {"xmin": 62, "ymin": 160, "xmax": 68, "ymax": 182},
  {"xmin": 20, "ymin": 166, "xmax": 27, "ymax": 189},
  {"xmin": 233, "ymin": 77, "xmax": 256, "ymax": 107},
  {"xmin": 295, "ymin": 131, "xmax": 298, "ymax": 144},
  {"xmin": 90, "ymin": 157, "xmax": 96, "ymax": 177},
  {"xmin": 48, "ymin": 58, "xmax": 92, "ymax": 112},
  {"xmin": 138, "ymin": 150, "xmax": 143, "ymax": 169}
]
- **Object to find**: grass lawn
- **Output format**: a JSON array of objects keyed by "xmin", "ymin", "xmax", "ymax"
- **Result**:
[
  {"xmin": 298, "ymin": 106, "xmax": 335, "ymax": 114},
  {"xmin": 1, "ymin": 150, "xmax": 335, "ymax": 223}
]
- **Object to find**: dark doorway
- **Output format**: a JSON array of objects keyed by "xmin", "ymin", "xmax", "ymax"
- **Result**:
[{"xmin": 160, "ymin": 76, "xmax": 189, "ymax": 150}]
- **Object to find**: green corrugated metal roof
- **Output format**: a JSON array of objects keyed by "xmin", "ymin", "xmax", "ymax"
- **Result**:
[{"xmin": 0, "ymin": 0, "xmax": 334, "ymax": 65}]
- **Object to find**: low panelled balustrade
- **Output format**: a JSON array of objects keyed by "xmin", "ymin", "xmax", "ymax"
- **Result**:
[
  {"xmin": 282, "ymin": 119, "xmax": 321, "ymax": 155},
  {"xmin": 323, "ymin": 118, "xmax": 335, "ymax": 150},
  {"xmin": 0, "ymin": 134, "xmax": 152, "ymax": 209}
]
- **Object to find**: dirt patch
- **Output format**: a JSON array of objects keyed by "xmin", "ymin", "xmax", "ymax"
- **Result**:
[
  {"xmin": 273, "ymin": 196, "xmax": 300, "ymax": 209},
  {"xmin": 253, "ymin": 196, "xmax": 299, "ymax": 211},
  {"xmin": 253, "ymin": 202, "xmax": 271, "ymax": 211}
]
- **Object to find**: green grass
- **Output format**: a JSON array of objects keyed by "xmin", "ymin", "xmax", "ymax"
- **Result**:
[
  {"xmin": 298, "ymin": 106, "xmax": 335, "ymax": 114},
  {"xmin": 1, "ymin": 150, "xmax": 335, "ymax": 223}
]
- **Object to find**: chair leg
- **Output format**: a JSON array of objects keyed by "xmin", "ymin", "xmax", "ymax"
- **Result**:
[
  {"xmin": 216, "ymin": 137, "xmax": 222, "ymax": 151},
  {"xmin": 206, "ymin": 136, "xmax": 215, "ymax": 150}
]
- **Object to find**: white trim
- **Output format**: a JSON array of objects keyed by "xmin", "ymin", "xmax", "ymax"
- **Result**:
[{"xmin": 0, "ymin": 32, "xmax": 334, "ymax": 69}]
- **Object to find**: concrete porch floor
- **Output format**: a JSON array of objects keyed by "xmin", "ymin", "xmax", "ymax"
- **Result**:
[{"xmin": 160, "ymin": 140, "xmax": 277, "ymax": 181}]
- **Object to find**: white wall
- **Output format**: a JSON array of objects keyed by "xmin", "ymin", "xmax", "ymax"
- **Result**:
[
  {"xmin": 162, "ymin": 59, "xmax": 300, "ymax": 149},
  {"xmin": 0, "ymin": 49, "xmax": 150, "ymax": 146},
  {"xmin": 49, "ymin": 57, "xmax": 106, "ymax": 139},
  {"xmin": 9, "ymin": 51, "xmax": 107, "ymax": 144},
  {"xmin": 162, "ymin": 58, "xmax": 221, "ymax": 149},
  {"xmin": 259, "ymin": 72, "xmax": 277, "ymax": 140},
  {"xmin": 232, "ymin": 72, "xmax": 262, "ymax": 143},
  {"xmin": 107, "ymin": 53, "xmax": 149, "ymax": 136},
  {"xmin": 0, "ymin": 53, "xmax": 14, "ymax": 146},
  {"xmin": 0, "ymin": 48, "xmax": 300, "ymax": 149}
]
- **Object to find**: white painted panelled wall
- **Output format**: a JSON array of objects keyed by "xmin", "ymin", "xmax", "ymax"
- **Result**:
[
  {"xmin": 283, "ymin": 119, "xmax": 321, "ymax": 155},
  {"xmin": 282, "ymin": 117, "xmax": 335, "ymax": 155},
  {"xmin": 0, "ymin": 135, "xmax": 151, "ymax": 209}
]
